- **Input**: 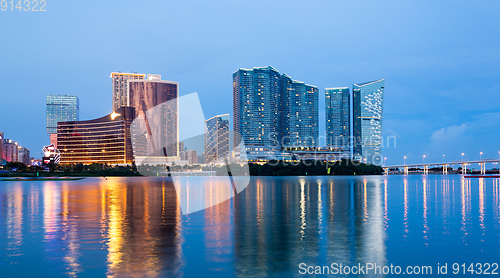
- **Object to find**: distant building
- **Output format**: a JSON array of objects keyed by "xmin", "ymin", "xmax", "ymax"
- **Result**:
[
  {"xmin": 111, "ymin": 72, "xmax": 146, "ymax": 111},
  {"xmin": 233, "ymin": 66, "xmax": 318, "ymax": 161},
  {"xmin": 188, "ymin": 150, "xmax": 197, "ymax": 164},
  {"xmin": 18, "ymin": 146, "xmax": 30, "ymax": 165},
  {"xmin": 0, "ymin": 132, "xmax": 30, "ymax": 165},
  {"xmin": 353, "ymin": 79, "xmax": 385, "ymax": 165},
  {"xmin": 325, "ymin": 87, "xmax": 350, "ymax": 151},
  {"xmin": 31, "ymin": 159, "xmax": 43, "ymax": 166},
  {"xmin": 57, "ymin": 107, "xmax": 135, "ymax": 165},
  {"xmin": 204, "ymin": 114, "xmax": 230, "ymax": 164},
  {"xmin": 198, "ymin": 153, "xmax": 205, "ymax": 164},
  {"xmin": 2, "ymin": 139, "xmax": 18, "ymax": 162},
  {"xmin": 42, "ymin": 144, "xmax": 61, "ymax": 165},
  {"xmin": 46, "ymin": 94, "xmax": 79, "ymax": 147}
]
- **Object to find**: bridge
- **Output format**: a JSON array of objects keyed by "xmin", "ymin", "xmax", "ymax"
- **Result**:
[{"xmin": 382, "ymin": 159, "xmax": 500, "ymax": 175}]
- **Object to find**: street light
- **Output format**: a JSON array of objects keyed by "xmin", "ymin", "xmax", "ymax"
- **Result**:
[
  {"xmin": 442, "ymin": 154, "xmax": 445, "ymax": 163},
  {"xmin": 423, "ymin": 155, "xmax": 426, "ymax": 164},
  {"xmin": 404, "ymin": 156, "xmax": 406, "ymax": 165},
  {"xmin": 480, "ymin": 152, "xmax": 483, "ymax": 161},
  {"xmin": 384, "ymin": 157, "xmax": 387, "ymax": 166},
  {"xmin": 461, "ymin": 153, "xmax": 464, "ymax": 162}
]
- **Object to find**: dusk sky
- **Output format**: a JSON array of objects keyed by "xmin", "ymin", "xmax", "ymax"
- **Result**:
[{"xmin": 1, "ymin": 0, "xmax": 499, "ymax": 164}]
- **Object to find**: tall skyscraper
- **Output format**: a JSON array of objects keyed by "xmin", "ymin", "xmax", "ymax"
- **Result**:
[
  {"xmin": 204, "ymin": 114, "xmax": 230, "ymax": 164},
  {"xmin": 111, "ymin": 72, "xmax": 146, "ymax": 111},
  {"xmin": 325, "ymin": 87, "xmax": 350, "ymax": 149},
  {"xmin": 233, "ymin": 66, "xmax": 281, "ymax": 148},
  {"xmin": 128, "ymin": 75, "xmax": 179, "ymax": 158},
  {"xmin": 353, "ymin": 79, "xmax": 385, "ymax": 165},
  {"xmin": 233, "ymin": 66, "xmax": 318, "ymax": 155},
  {"xmin": 281, "ymin": 74, "xmax": 319, "ymax": 146},
  {"xmin": 46, "ymin": 95, "xmax": 79, "ymax": 147}
]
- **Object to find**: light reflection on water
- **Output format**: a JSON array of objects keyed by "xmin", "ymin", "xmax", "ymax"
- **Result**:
[{"xmin": 0, "ymin": 175, "xmax": 499, "ymax": 277}]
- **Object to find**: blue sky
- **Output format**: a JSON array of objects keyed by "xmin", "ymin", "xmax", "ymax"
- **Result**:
[{"xmin": 1, "ymin": 0, "xmax": 499, "ymax": 164}]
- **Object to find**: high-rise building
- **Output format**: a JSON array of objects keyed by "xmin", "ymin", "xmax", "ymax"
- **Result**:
[
  {"xmin": 353, "ymin": 79, "xmax": 385, "ymax": 165},
  {"xmin": 57, "ymin": 107, "xmax": 135, "ymax": 165},
  {"xmin": 281, "ymin": 74, "xmax": 319, "ymax": 146},
  {"xmin": 233, "ymin": 66, "xmax": 281, "ymax": 148},
  {"xmin": 128, "ymin": 75, "xmax": 179, "ymax": 158},
  {"xmin": 205, "ymin": 114, "xmax": 230, "ymax": 164},
  {"xmin": 233, "ymin": 66, "xmax": 318, "ymax": 159},
  {"xmin": 111, "ymin": 72, "xmax": 146, "ymax": 111},
  {"xmin": 46, "ymin": 95, "xmax": 79, "ymax": 147},
  {"xmin": 325, "ymin": 87, "xmax": 350, "ymax": 149}
]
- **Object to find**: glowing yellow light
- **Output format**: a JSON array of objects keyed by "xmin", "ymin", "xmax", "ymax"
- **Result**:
[{"xmin": 111, "ymin": 112, "xmax": 121, "ymax": 120}]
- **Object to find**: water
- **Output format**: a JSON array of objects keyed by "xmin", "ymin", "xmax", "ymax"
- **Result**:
[{"xmin": 0, "ymin": 175, "xmax": 499, "ymax": 277}]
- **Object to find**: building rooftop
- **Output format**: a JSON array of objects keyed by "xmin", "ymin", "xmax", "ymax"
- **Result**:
[{"xmin": 353, "ymin": 79, "xmax": 385, "ymax": 87}]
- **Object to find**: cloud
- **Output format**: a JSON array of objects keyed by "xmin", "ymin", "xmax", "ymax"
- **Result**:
[{"xmin": 430, "ymin": 123, "xmax": 469, "ymax": 142}]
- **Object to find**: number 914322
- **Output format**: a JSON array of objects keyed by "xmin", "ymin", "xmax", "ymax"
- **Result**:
[{"xmin": 1, "ymin": 0, "xmax": 46, "ymax": 11}]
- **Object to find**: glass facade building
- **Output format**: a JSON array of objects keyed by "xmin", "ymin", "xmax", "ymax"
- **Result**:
[
  {"xmin": 128, "ymin": 78, "xmax": 179, "ymax": 158},
  {"xmin": 111, "ymin": 72, "xmax": 146, "ymax": 111},
  {"xmin": 281, "ymin": 74, "xmax": 319, "ymax": 146},
  {"xmin": 325, "ymin": 87, "xmax": 350, "ymax": 149},
  {"xmin": 57, "ymin": 107, "xmax": 135, "ymax": 165},
  {"xmin": 233, "ymin": 66, "xmax": 281, "ymax": 148},
  {"xmin": 353, "ymin": 79, "xmax": 385, "ymax": 165},
  {"xmin": 204, "ymin": 114, "xmax": 230, "ymax": 164},
  {"xmin": 233, "ymin": 66, "xmax": 318, "ymax": 154},
  {"xmin": 46, "ymin": 95, "xmax": 79, "ymax": 134}
]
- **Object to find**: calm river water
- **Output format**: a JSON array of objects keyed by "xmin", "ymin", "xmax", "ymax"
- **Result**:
[{"xmin": 0, "ymin": 175, "xmax": 499, "ymax": 277}]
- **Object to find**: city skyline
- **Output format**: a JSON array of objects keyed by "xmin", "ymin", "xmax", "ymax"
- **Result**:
[{"xmin": 1, "ymin": 0, "xmax": 499, "ymax": 164}]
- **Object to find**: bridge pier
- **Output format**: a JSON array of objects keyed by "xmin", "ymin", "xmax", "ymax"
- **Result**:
[
  {"xmin": 423, "ymin": 165, "xmax": 429, "ymax": 175},
  {"xmin": 461, "ymin": 163, "xmax": 467, "ymax": 175},
  {"xmin": 384, "ymin": 168, "xmax": 388, "ymax": 176},
  {"xmin": 404, "ymin": 166, "xmax": 409, "ymax": 176},
  {"xmin": 480, "ymin": 162, "xmax": 485, "ymax": 175},
  {"xmin": 443, "ymin": 164, "xmax": 448, "ymax": 175}
]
